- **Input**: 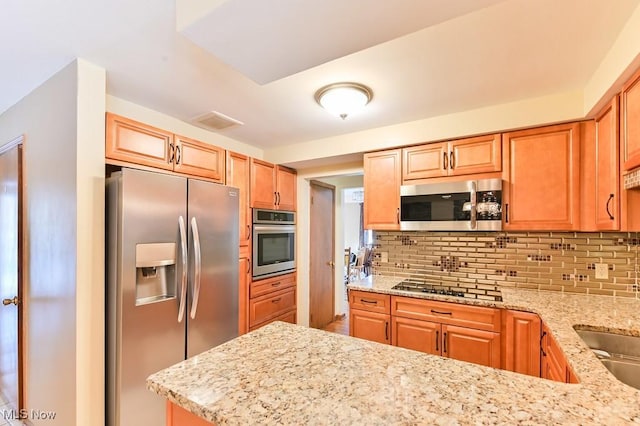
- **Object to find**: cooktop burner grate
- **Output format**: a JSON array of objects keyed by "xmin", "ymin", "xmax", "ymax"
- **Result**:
[{"xmin": 391, "ymin": 279, "xmax": 502, "ymax": 302}]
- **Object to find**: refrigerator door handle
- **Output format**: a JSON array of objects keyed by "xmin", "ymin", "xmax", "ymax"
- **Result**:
[
  {"xmin": 177, "ymin": 216, "xmax": 188, "ymax": 323},
  {"xmin": 190, "ymin": 217, "xmax": 202, "ymax": 319}
]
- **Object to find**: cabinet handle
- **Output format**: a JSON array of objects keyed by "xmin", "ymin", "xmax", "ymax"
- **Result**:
[
  {"xmin": 360, "ymin": 299, "xmax": 378, "ymax": 305},
  {"xmin": 246, "ymin": 258, "xmax": 251, "ymax": 274},
  {"xmin": 247, "ymin": 224, "xmax": 251, "ymax": 240},
  {"xmin": 435, "ymin": 330, "xmax": 439, "ymax": 352},
  {"xmin": 606, "ymin": 193, "xmax": 614, "ymax": 220},
  {"xmin": 168, "ymin": 143, "xmax": 175, "ymax": 163},
  {"xmin": 271, "ymin": 282, "xmax": 282, "ymax": 287},
  {"xmin": 175, "ymin": 145, "xmax": 181, "ymax": 165},
  {"xmin": 443, "ymin": 331, "xmax": 448, "ymax": 354},
  {"xmin": 540, "ymin": 331, "xmax": 547, "ymax": 357},
  {"xmin": 271, "ymin": 298, "xmax": 282, "ymax": 303},
  {"xmin": 505, "ymin": 203, "xmax": 509, "ymax": 223},
  {"xmin": 450, "ymin": 151, "xmax": 455, "ymax": 169},
  {"xmin": 430, "ymin": 309, "xmax": 452, "ymax": 315},
  {"xmin": 277, "ymin": 192, "xmax": 281, "ymax": 206},
  {"xmin": 443, "ymin": 152, "xmax": 448, "ymax": 170},
  {"xmin": 385, "ymin": 321, "xmax": 389, "ymax": 341},
  {"xmin": 396, "ymin": 208, "xmax": 400, "ymax": 224},
  {"xmin": 274, "ymin": 192, "xmax": 278, "ymax": 205}
]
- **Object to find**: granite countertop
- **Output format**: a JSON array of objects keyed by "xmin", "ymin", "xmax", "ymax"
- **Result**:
[{"xmin": 147, "ymin": 276, "xmax": 640, "ymax": 425}]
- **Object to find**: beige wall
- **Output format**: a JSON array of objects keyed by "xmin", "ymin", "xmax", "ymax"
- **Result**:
[{"xmin": 0, "ymin": 59, "xmax": 105, "ymax": 425}]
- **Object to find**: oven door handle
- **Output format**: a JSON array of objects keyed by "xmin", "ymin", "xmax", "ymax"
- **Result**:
[
  {"xmin": 470, "ymin": 180, "xmax": 477, "ymax": 230},
  {"xmin": 253, "ymin": 224, "xmax": 296, "ymax": 233}
]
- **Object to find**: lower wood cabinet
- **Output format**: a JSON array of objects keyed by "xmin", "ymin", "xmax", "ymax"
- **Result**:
[
  {"xmin": 248, "ymin": 272, "xmax": 296, "ymax": 331},
  {"xmin": 502, "ymin": 310, "xmax": 541, "ymax": 377},
  {"xmin": 444, "ymin": 324, "xmax": 500, "ymax": 368},
  {"xmin": 540, "ymin": 323, "xmax": 572, "ymax": 383},
  {"xmin": 350, "ymin": 309, "xmax": 391, "ymax": 345},
  {"xmin": 238, "ymin": 251, "xmax": 251, "ymax": 335},
  {"xmin": 392, "ymin": 316, "xmax": 438, "ymax": 354},
  {"xmin": 167, "ymin": 402, "xmax": 213, "ymax": 426}
]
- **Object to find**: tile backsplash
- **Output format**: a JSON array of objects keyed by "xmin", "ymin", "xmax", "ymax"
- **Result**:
[{"xmin": 372, "ymin": 231, "xmax": 639, "ymax": 299}]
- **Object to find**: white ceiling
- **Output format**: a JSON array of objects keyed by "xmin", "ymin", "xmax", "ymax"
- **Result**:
[{"xmin": 1, "ymin": 0, "xmax": 639, "ymax": 150}]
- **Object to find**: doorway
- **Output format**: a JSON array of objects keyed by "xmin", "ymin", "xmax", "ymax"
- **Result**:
[
  {"xmin": 0, "ymin": 136, "xmax": 24, "ymax": 411},
  {"xmin": 308, "ymin": 181, "xmax": 335, "ymax": 329}
]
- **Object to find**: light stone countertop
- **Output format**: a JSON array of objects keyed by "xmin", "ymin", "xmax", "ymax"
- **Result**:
[{"xmin": 147, "ymin": 275, "xmax": 640, "ymax": 425}]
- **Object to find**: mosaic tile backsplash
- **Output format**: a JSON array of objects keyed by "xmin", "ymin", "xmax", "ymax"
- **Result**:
[{"xmin": 372, "ymin": 231, "xmax": 639, "ymax": 299}]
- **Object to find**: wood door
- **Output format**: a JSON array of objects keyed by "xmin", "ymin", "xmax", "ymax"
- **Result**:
[
  {"xmin": 594, "ymin": 97, "xmax": 620, "ymax": 230},
  {"xmin": 174, "ymin": 135, "xmax": 225, "ymax": 182},
  {"xmin": 238, "ymin": 253, "xmax": 250, "ymax": 335},
  {"xmin": 0, "ymin": 139, "xmax": 23, "ymax": 411},
  {"xmin": 502, "ymin": 122, "xmax": 580, "ymax": 230},
  {"xmin": 350, "ymin": 309, "xmax": 390, "ymax": 344},
  {"xmin": 402, "ymin": 142, "xmax": 447, "ymax": 181},
  {"xmin": 309, "ymin": 181, "xmax": 335, "ymax": 329},
  {"xmin": 250, "ymin": 159, "xmax": 276, "ymax": 209},
  {"xmin": 449, "ymin": 134, "xmax": 501, "ymax": 176},
  {"xmin": 621, "ymin": 67, "xmax": 640, "ymax": 171},
  {"xmin": 226, "ymin": 152, "xmax": 251, "ymax": 246},
  {"xmin": 443, "ymin": 324, "xmax": 500, "ymax": 368},
  {"xmin": 502, "ymin": 310, "xmax": 541, "ymax": 377},
  {"xmin": 276, "ymin": 166, "xmax": 297, "ymax": 211},
  {"xmin": 363, "ymin": 149, "xmax": 401, "ymax": 230},
  {"xmin": 105, "ymin": 113, "xmax": 174, "ymax": 171},
  {"xmin": 392, "ymin": 316, "xmax": 440, "ymax": 355},
  {"xmin": 541, "ymin": 325, "xmax": 568, "ymax": 382}
]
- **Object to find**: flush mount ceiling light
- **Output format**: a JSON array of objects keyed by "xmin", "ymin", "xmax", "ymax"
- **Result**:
[{"xmin": 314, "ymin": 82, "xmax": 373, "ymax": 120}]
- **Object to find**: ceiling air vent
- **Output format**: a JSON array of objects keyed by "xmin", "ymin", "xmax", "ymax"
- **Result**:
[{"xmin": 191, "ymin": 111, "xmax": 243, "ymax": 131}]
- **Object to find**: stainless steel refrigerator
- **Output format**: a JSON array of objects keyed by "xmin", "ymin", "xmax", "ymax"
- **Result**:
[{"xmin": 106, "ymin": 167, "xmax": 239, "ymax": 426}]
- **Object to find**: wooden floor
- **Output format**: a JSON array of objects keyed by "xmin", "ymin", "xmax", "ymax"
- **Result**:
[{"xmin": 322, "ymin": 309, "xmax": 349, "ymax": 336}]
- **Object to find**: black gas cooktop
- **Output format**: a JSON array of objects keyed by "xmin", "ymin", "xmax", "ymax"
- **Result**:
[{"xmin": 391, "ymin": 279, "xmax": 502, "ymax": 302}]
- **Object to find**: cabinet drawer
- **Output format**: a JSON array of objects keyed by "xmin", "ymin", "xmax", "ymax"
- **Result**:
[
  {"xmin": 349, "ymin": 290, "xmax": 390, "ymax": 314},
  {"xmin": 249, "ymin": 309, "xmax": 296, "ymax": 331},
  {"xmin": 250, "ymin": 273, "xmax": 296, "ymax": 299},
  {"xmin": 391, "ymin": 296, "xmax": 500, "ymax": 332},
  {"xmin": 250, "ymin": 287, "xmax": 296, "ymax": 327}
]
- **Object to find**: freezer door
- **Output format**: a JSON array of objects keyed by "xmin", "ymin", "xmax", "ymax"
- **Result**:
[
  {"xmin": 186, "ymin": 180, "xmax": 239, "ymax": 358},
  {"xmin": 106, "ymin": 168, "xmax": 187, "ymax": 426}
]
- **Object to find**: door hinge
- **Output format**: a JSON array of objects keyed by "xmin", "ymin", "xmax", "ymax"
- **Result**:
[{"xmin": 311, "ymin": 196, "xmax": 314, "ymax": 205}]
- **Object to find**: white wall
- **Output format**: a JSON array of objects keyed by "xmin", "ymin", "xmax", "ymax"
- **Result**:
[
  {"xmin": 0, "ymin": 59, "xmax": 105, "ymax": 426},
  {"xmin": 342, "ymin": 202, "xmax": 361, "ymax": 255}
]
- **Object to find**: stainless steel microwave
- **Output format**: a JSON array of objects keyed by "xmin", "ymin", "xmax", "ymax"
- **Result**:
[
  {"xmin": 400, "ymin": 178, "xmax": 502, "ymax": 231},
  {"xmin": 252, "ymin": 209, "xmax": 296, "ymax": 279}
]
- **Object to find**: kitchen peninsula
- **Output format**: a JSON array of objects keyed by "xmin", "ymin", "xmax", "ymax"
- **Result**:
[{"xmin": 148, "ymin": 282, "xmax": 640, "ymax": 425}]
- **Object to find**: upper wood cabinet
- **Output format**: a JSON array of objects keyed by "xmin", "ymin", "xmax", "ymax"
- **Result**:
[
  {"xmin": 226, "ymin": 151, "xmax": 251, "ymax": 246},
  {"xmin": 502, "ymin": 310, "xmax": 541, "ymax": 377},
  {"xmin": 581, "ymin": 99, "xmax": 620, "ymax": 231},
  {"xmin": 502, "ymin": 122, "xmax": 581, "ymax": 230},
  {"xmin": 250, "ymin": 159, "xmax": 296, "ymax": 211},
  {"xmin": 402, "ymin": 134, "xmax": 501, "ymax": 182},
  {"xmin": 105, "ymin": 113, "xmax": 225, "ymax": 183},
  {"xmin": 621, "ymin": 67, "xmax": 640, "ymax": 171},
  {"xmin": 363, "ymin": 149, "xmax": 401, "ymax": 230}
]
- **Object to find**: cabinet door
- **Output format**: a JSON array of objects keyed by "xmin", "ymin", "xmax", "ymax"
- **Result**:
[
  {"xmin": 392, "ymin": 316, "xmax": 440, "ymax": 355},
  {"xmin": 402, "ymin": 143, "xmax": 447, "ymax": 181},
  {"xmin": 622, "ymin": 67, "xmax": 640, "ymax": 171},
  {"xmin": 363, "ymin": 149, "xmax": 401, "ymax": 230},
  {"xmin": 238, "ymin": 254, "xmax": 250, "ymax": 335},
  {"xmin": 350, "ymin": 309, "xmax": 390, "ymax": 345},
  {"xmin": 250, "ymin": 159, "xmax": 277, "ymax": 209},
  {"xmin": 449, "ymin": 134, "xmax": 501, "ymax": 176},
  {"xmin": 502, "ymin": 310, "xmax": 541, "ymax": 376},
  {"xmin": 443, "ymin": 324, "xmax": 500, "ymax": 368},
  {"xmin": 502, "ymin": 122, "xmax": 580, "ymax": 230},
  {"xmin": 540, "ymin": 324, "xmax": 568, "ymax": 382},
  {"xmin": 276, "ymin": 165, "xmax": 297, "ymax": 211},
  {"xmin": 105, "ymin": 113, "xmax": 173, "ymax": 171},
  {"xmin": 174, "ymin": 135, "xmax": 225, "ymax": 182},
  {"xmin": 227, "ymin": 152, "xmax": 251, "ymax": 246},
  {"xmin": 594, "ymin": 98, "xmax": 620, "ymax": 230},
  {"xmin": 249, "ymin": 287, "xmax": 296, "ymax": 329}
]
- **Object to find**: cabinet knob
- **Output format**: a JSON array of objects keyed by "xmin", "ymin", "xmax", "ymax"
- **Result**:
[{"xmin": 2, "ymin": 296, "xmax": 19, "ymax": 306}]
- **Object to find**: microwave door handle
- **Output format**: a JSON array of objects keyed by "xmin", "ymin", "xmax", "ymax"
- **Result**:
[
  {"xmin": 190, "ymin": 217, "xmax": 202, "ymax": 319},
  {"xmin": 177, "ymin": 216, "xmax": 188, "ymax": 323},
  {"xmin": 470, "ymin": 181, "xmax": 477, "ymax": 230}
]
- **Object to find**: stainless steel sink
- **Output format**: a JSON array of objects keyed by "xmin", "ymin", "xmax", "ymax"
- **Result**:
[{"xmin": 574, "ymin": 328, "xmax": 640, "ymax": 390}]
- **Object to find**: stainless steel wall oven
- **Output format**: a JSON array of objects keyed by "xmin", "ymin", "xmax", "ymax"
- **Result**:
[{"xmin": 252, "ymin": 209, "xmax": 296, "ymax": 279}]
